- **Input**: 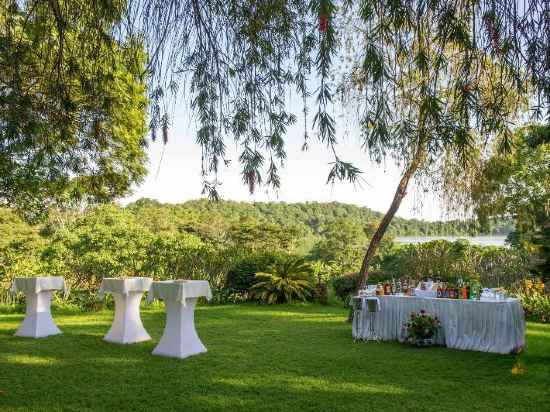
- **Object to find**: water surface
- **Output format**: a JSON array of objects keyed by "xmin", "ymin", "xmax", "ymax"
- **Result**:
[{"xmin": 395, "ymin": 235, "xmax": 508, "ymax": 247}]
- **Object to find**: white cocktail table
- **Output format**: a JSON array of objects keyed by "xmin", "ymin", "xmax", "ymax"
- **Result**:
[
  {"xmin": 11, "ymin": 277, "xmax": 66, "ymax": 338},
  {"xmin": 148, "ymin": 280, "xmax": 212, "ymax": 359},
  {"xmin": 98, "ymin": 277, "xmax": 152, "ymax": 344}
]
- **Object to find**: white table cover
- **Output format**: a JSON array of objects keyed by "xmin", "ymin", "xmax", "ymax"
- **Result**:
[
  {"xmin": 99, "ymin": 277, "xmax": 152, "ymax": 344},
  {"xmin": 98, "ymin": 277, "xmax": 152, "ymax": 299},
  {"xmin": 352, "ymin": 295, "xmax": 525, "ymax": 354},
  {"xmin": 10, "ymin": 277, "xmax": 66, "ymax": 338},
  {"xmin": 11, "ymin": 276, "xmax": 67, "ymax": 295},
  {"xmin": 149, "ymin": 280, "xmax": 212, "ymax": 359},
  {"xmin": 147, "ymin": 280, "xmax": 212, "ymax": 305}
]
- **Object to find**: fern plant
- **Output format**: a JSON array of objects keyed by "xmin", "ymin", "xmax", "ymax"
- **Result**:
[{"xmin": 250, "ymin": 257, "xmax": 313, "ymax": 304}]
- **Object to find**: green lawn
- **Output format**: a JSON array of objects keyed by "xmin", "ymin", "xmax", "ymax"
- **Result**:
[{"xmin": 0, "ymin": 304, "xmax": 549, "ymax": 411}]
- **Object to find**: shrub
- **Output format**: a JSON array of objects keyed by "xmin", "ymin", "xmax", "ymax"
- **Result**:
[
  {"xmin": 377, "ymin": 240, "xmax": 529, "ymax": 287},
  {"xmin": 250, "ymin": 257, "xmax": 313, "ymax": 304},
  {"xmin": 332, "ymin": 272, "xmax": 361, "ymax": 302},
  {"xmin": 225, "ymin": 253, "xmax": 281, "ymax": 296},
  {"xmin": 53, "ymin": 289, "xmax": 110, "ymax": 312},
  {"xmin": 209, "ymin": 285, "xmax": 254, "ymax": 305},
  {"xmin": 314, "ymin": 283, "xmax": 328, "ymax": 305},
  {"xmin": 511, "ymin": 279, "xmax": 550, "ymax": 323}
]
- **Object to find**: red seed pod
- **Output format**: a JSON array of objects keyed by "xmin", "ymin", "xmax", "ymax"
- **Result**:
[{"xmin": 319, "ymin": 15, "xmax": 329, "ymax": 33}]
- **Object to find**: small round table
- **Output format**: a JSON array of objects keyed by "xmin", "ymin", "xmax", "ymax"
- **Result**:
[
  {"xmin": 99, "ymin": 277, "xmax": 152, "ymax": 344},
  {"xmin": 148, "ymin": 280, "xmax": 212, "ymax": 359},
  {"xmin": 11, "ymin": 277, "xmax": 66, "ymax": 338}
]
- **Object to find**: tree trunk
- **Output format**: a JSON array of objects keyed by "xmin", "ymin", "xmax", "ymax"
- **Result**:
[{"xmin": 358, "ymin": 142, "xmax": 427, "ymax": 289}]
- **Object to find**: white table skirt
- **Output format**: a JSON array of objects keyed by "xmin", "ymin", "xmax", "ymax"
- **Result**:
[
  {"xmin": 147, "ymin": 280, "xmax": 212, "ymax": 305},
  {"xmin": 99, "ymin": 278, "xmax": 152, "ymax": 344},
  {"xmin": 98, "ymin": 277, "xmax": 152, "ymax": 299},
  {"xmin": 11, "ymin": 276, "xmax": 66, "ymax": 295},
  {"xmin": 149, "ymin": 280, "xmax": 212, "ymax": 359},
  {"xmin": 352, "ymin": 296, "xmax": 525, "ymax": 354},
  {"xmin": 11, "ymin": 277, "xmax": 66, "ymax": 338}
]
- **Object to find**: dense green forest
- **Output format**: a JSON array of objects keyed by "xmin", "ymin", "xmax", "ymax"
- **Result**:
[{"xmin": 128, "ymin": 198, "xmax": 513, "ymax": 238}]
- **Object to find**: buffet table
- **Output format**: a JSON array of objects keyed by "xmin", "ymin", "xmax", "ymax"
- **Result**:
[
  {"xmin": 98, "ymin": 277, "xmax": 152, "ymax": 344},
  {"xmin": 148, "ymin": 280, "xmax": 212, "ymax": 359},
  {"xmin": 352, "ymin": 295, "xmax": 525, "ymax": 354},
  {"xmin": 11, "ymin": 277, "xmax": 66, "ymax": 338}
]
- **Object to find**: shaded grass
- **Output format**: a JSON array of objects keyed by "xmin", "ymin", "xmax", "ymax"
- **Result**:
[{"xmin": 0, "ymin": 304, "xmax": 549, "ymax": 411}]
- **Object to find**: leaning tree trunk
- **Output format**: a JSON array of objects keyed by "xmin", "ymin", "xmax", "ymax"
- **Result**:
[{"xmin": 358, "ymin": 141, "xmax": 427, "ymax": 289}]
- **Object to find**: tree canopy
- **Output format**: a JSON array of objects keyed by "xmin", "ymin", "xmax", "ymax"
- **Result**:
[
  {"xmin": 2, "ymin": 0, "xmax": 548, "ymax": 282},
  {"xmin": 464, "ymin": 124, "xmax": 550, "ymax": 278},
  {"xmin": 0, "ymin": 1, "xmax": 148, "ymax": 219},
  {"xmin": 8, "ymin": 1, "xmax": 547, "ymax": 198}
]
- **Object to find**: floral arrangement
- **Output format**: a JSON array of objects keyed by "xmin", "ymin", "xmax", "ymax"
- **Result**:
[
  {"xmin": 404, "ymin": 310, "xmax": 441, "ymax": 344},
  {"xmin": 512, "ymin": 278, "xmax": 550, "ymax": 323}
]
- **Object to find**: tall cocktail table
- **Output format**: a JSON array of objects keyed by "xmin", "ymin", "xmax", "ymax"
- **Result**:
[
  {"xmin": 148, "ymin": 280, "xmax": 212, "ymax": 359},
  {"xmin": 11, "ymin": 277, "xmax": 66, "ymax": 338},
  {"xmin": 99, "ymin": 277, "xmax": 152, "ymax": 344}
]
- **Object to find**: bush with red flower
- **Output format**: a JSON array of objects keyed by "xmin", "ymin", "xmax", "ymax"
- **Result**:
[{"xmin": 404, "ymin": 309, "xmax": 441, "ymax": 343}]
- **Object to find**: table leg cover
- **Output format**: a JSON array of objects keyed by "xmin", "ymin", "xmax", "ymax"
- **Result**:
[
  {"xmin": 15, "ymin": 291, "xmax": 62, "ymax": 338},
  {"xmin": 153, "ymin": 298, "xmax": 207, "ymax": 359},
  {"xmin": 104, "ymin": 292, "xmax": 151, "ymax": 344},
  {"xmin": 352, "ymin": 296, "xmax": 525, "ymax": 354}
]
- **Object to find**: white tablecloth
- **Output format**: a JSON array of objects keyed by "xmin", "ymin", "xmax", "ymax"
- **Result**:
[
  {"xmin": 98, "ymin": 278, "xmax": 152, "ymax": 344},
  {"xmin": 11, "ymin": 277, "xmax": 67, "ymax": 295},
  {"xmin": 352, "ymin": 296, "xmax": 525, "ymax": 354},
  {"xmin": 10, "ymin": 277, "xmax": 66, "ymax": 338},
  {"xmin": 147, "ymin": 280, "xmax": 212, "ymax": 305},
  {"xmin": 98, "ymin": 277, "xmax": 152, "ymax": 299},
  {"xmin": 150, "ymin": 280, "xmax": 212, "ymax": 359}
]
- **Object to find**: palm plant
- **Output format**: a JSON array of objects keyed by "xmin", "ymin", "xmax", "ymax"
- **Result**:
[{"xmin": 250, "ymin": 257, "xmax": 313, "ymax": 304}]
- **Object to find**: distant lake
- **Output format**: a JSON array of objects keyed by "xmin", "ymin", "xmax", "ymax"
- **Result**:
[{"xmin": 395, "ymin": 235, "xmax": 508, "ymax": 247}]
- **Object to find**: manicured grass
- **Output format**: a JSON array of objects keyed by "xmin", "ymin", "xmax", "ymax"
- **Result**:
[{"xmin": 0, "ymin": 304, "xmax": 549, "ymax": 411}]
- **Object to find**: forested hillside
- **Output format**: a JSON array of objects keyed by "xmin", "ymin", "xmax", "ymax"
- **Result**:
[
  {"xmin": 127, "ymin": 198, "xmax": 513, "ymax": 238},
  {"xmin": 0, "ymin": 200, "xmax": 526, "ymax": 311}
]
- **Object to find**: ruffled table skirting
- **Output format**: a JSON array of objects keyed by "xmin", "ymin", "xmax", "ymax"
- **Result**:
[{"xmin": 352, "ymin": 296, "xmax": 525, "ymax": 354}]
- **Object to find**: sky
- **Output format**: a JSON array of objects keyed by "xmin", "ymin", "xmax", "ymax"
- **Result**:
[{"xmin": 121, "ymin": 106, "xmax": 445, "ymax": 221}]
